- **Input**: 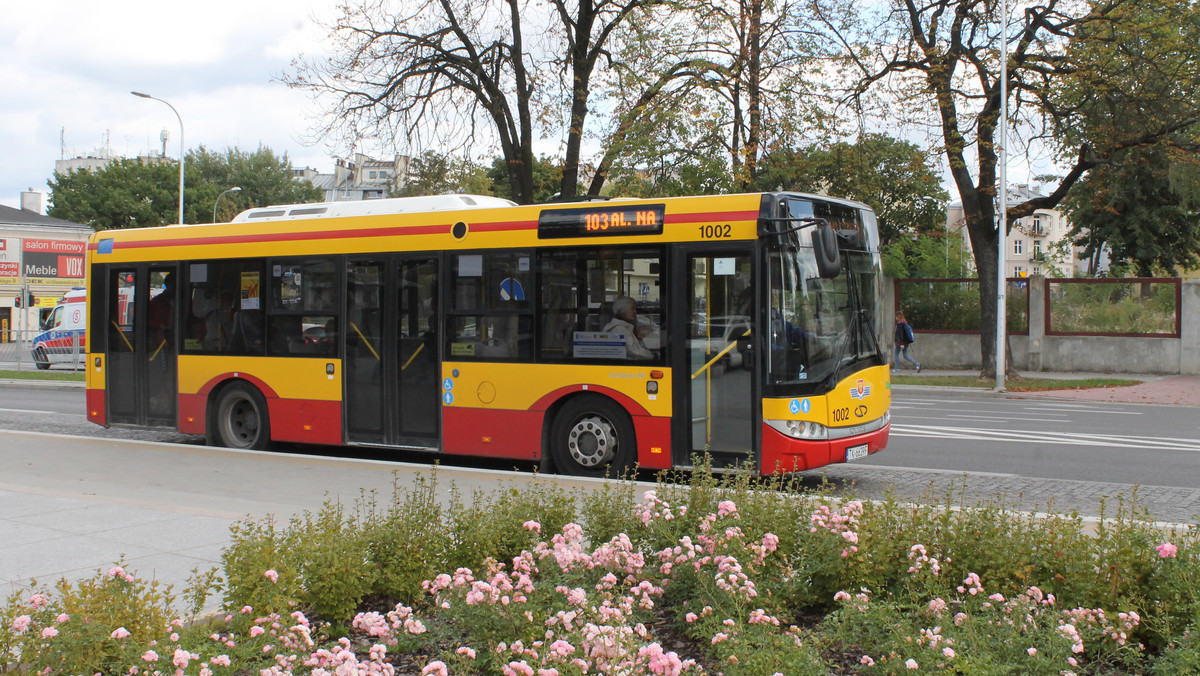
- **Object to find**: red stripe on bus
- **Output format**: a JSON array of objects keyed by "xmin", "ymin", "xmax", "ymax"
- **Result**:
[
  {"xmin": 759, "ymin": 421, "xmax": 890, "ymax": 475},
  {"xmin": 528, "ymin": 385, "xmax": 651, "ymax": 416},
  {"xmin": 86, "ymin": 388, "xmax": 106, "ymax": 426},
  {"xmin": 443, "ymin": 407, "xmax": 542, "ymax": 460},
  {"xmin": 632, "ymin": 416, "xmax": 672, "ymax": 470},
  {"xmin": 268, "ymin": 398, "xmax": 343, "ymax": 446},
  {"xmin": 193, "ymin": 373, "xmax": 282, "ymax": 399}
]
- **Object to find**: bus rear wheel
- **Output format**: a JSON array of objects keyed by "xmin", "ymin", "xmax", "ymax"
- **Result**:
[
  {"xmin": 33, "ymin": 348, "xmax": 50, "ymax": 370},
  {"xmin": 211, "ymin": 382, "xmax": 272, "ymax": 450},
  {"xmin": 549, "ymin": 395, "xmax": 635, "ymax": 478}
]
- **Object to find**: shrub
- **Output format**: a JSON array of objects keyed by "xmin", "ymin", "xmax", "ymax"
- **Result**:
[{"xmin": 4, "ymin": 467, "xmax": 1197, "ymax": 674}]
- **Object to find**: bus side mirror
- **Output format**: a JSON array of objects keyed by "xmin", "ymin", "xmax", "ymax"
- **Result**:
[{"xmin": 812, "ymin": 224, "xmax": 841, "ymax": 278}]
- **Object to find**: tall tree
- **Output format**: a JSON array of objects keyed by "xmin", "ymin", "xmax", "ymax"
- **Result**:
[
  {"xmin": 754, "ymin": 133, "xmax": 948, "ymax": 246},
  {"xmin": 812, "ymin": 0, "xmax": 1200, "ymax": 377},
  {"xmin": 284, "ymin": 0, "xmax": 665, "ymax": 204},
  {"xmin": 485, "ymin": 156, "xmax": 582, "ymax": 203},
  {"xmin": 1065, "ymin": 146, "xmax": 1200, "ymax": 277},
  {"xmin": 189, "ymin": 146, "xmax": 323, "ymax": 221},
  {"xmin": 589, "ymin": 0, "xmax": 825, "ymax": 194},
  {"xmin": 49, "ymin": 158, "xmax": 179, "ymax": 230},
  {"xmin": 48, "ymin": 147, "xmax": 320, "ymax": 229}
]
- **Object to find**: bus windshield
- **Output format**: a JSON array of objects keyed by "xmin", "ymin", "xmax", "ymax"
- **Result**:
[{"xmin": 767, "ymin": 244, "xmax": 885, "ymax": 390}]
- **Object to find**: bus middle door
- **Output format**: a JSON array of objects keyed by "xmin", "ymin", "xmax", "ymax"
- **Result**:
[{"xmin": 105, "ymin": 265, "xmax": 178, "ymax": 427}]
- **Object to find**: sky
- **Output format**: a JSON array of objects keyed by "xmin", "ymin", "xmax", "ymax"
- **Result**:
[
  {"xmin": 0, "ymin": 1, "xmax": 343, "ymax": 211},
  {"xmin": 0, "ymin": 1, "xmax": 1052, "ymax": 214}
]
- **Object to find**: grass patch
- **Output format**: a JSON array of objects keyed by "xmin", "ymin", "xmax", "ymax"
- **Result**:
[
  {"xmin": 893, "ymin": 374, "xmax": 1142, "ymax": 391},
  {"xmin": 0, "ymin": 369, "xmax": 85, "ymax": 382}
]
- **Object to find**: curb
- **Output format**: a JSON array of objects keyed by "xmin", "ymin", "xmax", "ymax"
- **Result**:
[{"xmin": 0, "ymin": 378, "xmax": 85, "ymax": 390}]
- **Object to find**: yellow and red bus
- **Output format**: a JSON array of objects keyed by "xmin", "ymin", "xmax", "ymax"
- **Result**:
[{"xmin": 85, "ymin": 192, "xmax": 890, "ymax": 477}]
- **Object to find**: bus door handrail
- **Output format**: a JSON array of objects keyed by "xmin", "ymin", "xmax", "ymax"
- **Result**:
[
  {"xmin": 690, "ymin": 328, "xmax": 751, "ymax": 379},
  {"xmin": 110, "ymin": 320, "xmax": 134, "ymax": 352},
  {"xmin": 350, "ymin": 321, "xmax": 381, "ymax": 361}
]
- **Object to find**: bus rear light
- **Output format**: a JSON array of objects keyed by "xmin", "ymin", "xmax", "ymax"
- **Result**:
[
  {"xmin": 765, "ymin": 418, "xmax": 828, "ymax": 440},
  {"xmin": 650, "ymin": 370, "xmax": 664, "ymax": 379},
  {"xmin": 482, "ymin": 436, "xmax": 492, "ymax": 443}
]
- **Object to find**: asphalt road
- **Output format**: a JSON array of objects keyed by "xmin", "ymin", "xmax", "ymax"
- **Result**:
[{"xmin": 0, "ymin": 381, "xmax": 1196, "ymax": 523}]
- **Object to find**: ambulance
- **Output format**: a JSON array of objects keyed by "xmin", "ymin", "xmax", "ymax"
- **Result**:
[{"xmin": 32, "ymin": 287, "xmax": 87, "ymax": 369}]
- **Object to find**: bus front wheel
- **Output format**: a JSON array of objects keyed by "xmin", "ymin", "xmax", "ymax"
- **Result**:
[
  {"xmin": 549, "ymin": 395, "xmax": 635, "ymax": 478},
  {"xmin": 211, "ymin": 382, "xmax": 272, "ymax": 450}
]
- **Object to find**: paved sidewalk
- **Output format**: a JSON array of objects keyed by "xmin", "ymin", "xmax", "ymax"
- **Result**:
[{"xmin": 898, "ymin": 369, "xmax": 1200, "ymax": 407}]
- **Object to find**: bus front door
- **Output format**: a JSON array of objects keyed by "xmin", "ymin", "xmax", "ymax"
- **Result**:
[
  {"xmin": 345, "ymin": 256, "xmax": 440, "ymax": 448},
  {"xmin": 105, "ymin": 265, "xmax": 178, "ymax": 427},
  {"xmin": 675, "ymin": 249, "xmax": 757, "ymax": 468}
]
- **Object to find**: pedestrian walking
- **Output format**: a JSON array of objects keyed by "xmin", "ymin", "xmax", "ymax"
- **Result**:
[{"xmin": 893, "ymin": 311, "xmax": 921, "ymax": 373}]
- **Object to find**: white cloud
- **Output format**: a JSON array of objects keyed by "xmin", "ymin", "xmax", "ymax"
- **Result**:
[{"xmin": 0, "ymin": 0, "xmax": 339, "ymax": 210}]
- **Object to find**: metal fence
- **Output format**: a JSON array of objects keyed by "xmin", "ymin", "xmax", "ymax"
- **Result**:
[{"xmin": 0, "ymin": 328, "xmax": 86, "ymax": 372}]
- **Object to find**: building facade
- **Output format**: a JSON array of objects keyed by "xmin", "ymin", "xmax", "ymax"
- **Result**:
[
  {"xmin": 1, "ymin": 191, "xmax": 93, "ymax": 340},
  {"xmin": 947, "ymin": 185, "xmax": 1093, "ymax": 278},
  {"xmin": 292, "ymin": 153, "xmax": 412, "ymax": 202}
]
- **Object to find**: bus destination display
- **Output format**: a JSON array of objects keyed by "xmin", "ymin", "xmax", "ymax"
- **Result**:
[{"xmin": 538, "ymin": 204, "xmax": 665, "ymax": 239}]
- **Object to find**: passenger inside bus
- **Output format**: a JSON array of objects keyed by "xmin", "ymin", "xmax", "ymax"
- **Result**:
[{"xmin": 603, "ymin": 296, "xmax": 654, "ymax": 360}]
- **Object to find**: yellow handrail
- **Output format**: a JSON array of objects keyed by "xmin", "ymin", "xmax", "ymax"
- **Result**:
[
  {"xmin": 690, "ymin": 328, "xmax": 751, "ymax": 379},
  {"xmin": 350, "ymin": 322, "xmax": 381, "ymax": 361},
  {"xmin": 402, "ymin": 342, "xmax": 424, "ymax": 371},
  {"xmin": 111, "ymin": 321, "xmax": 134, "ymax": 352}
]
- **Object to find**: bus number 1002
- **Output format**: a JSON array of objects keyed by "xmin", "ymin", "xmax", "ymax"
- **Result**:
[{"xmin": 699, "ymin": 224, "xmax": 732, "ymax": 239}]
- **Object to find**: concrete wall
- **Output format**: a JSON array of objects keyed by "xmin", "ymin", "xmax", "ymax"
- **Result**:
[{"xmin": 890, "ymin": 276, "xmax": 1200, "ymax": 375}]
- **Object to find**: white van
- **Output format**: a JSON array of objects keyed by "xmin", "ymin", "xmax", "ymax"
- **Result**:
[{"xmin": 32, "ymin": 287, "xmax": 87, "ymax": 369}]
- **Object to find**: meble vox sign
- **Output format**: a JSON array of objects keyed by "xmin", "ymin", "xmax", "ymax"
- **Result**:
[{"xmin": 0, "ymin": 238, "xmax": 86, "ymax": 285}]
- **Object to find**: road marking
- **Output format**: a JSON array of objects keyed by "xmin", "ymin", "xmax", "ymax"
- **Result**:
[
  {"xmin": 0, "ymin": 408, "xmax": 61, "ymax": 415},
  {"xmin": 893, "ymin": 424, "xmax": 1200, "ymax": 452}
]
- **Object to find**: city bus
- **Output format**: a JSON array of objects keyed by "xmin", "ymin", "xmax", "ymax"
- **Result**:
[{"xmin": 84, "ymin": 192, "xmax": 890, "ymax": 477}]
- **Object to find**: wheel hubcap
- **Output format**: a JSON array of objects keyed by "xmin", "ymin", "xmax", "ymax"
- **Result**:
[
  {"xmin": 567, "ymin": 415, "xmax": 617, "ymax": 468},
  {"xmin": 222, "ymin": 396, "xmax": 259, "ymax": 447}
]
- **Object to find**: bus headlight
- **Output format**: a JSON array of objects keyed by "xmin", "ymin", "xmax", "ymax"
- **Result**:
[{"xmin": 765, "ymin": 418, "xmax": 828, "ymax": 440}]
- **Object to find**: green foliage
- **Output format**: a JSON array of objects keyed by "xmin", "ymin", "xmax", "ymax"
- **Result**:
[
  {"xmin": 396, "ymin": 150, "xmax": 493, "ymax": 197},
  {"xmin": 189, "ymin": 146, "xmax": 323, "ymax": 221},
  {"xmin": 46, "ymin": 146, "xmax": 321, "ymax": 229},
  {"xmin": 48, "ymin": 157, "xmax": 180, "ymax": 229},
  {"xmin": 1048, "ymin": 280, "xmax": 1180, "ymax": 334},
  {"xmin": 5, "ymin": 469, "xmax": 1200, "ymax": 673},
  {"xmin": 487, "ymin": 156, "xmax": 583, "ymax": 204},
  {"xmin": 882, "ymin": 229, "xmax": 972, "ymax": 279},
  {"xmin": 0, "ymin": 564, "xmax": 175, "ymax": 674},
  {"xmin": 755, "ymin": 134, "xmax": 949, "ymax": 246},
  {"xmin": 896, "ymin": 279, "xmax": 1028, "ymax": 333},
  {"xmin": 1064, "ymin": 147, "xmax": 1200, "ymax": 278}
]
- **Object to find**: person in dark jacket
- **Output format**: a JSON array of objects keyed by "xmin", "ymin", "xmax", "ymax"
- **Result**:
[{"xmin": 893, "ymin": 311, "xmax": 921, "ymax": 373}]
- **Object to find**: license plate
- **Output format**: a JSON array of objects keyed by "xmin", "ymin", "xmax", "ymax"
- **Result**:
[{"xmin": 846, "ymin": 444, "xmax": 869, "ymax": 462}]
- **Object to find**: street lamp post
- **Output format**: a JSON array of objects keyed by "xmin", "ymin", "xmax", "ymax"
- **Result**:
[
  {"xmin": 213, "ymin": 187, "xmax": 242, "ymax": 223},
  {"xmin": 131, "ymin": 91, "xmax": 185, "ymax": 225}
]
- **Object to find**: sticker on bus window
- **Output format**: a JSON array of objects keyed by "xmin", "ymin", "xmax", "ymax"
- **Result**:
[
  {"xmin": 241, "ymin": 271, "xmax": 261, "ymax": 310},
  {"xmin": 572, "ymin": 331, "xmax": 627, "ymax": 359},
  {"xmin": 450, "ymin": 343, "xmax": 476, "ymax": 356},
  {"xmin": 714, "ymin": 258, "xmax": 736, "ymax": 275}
]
